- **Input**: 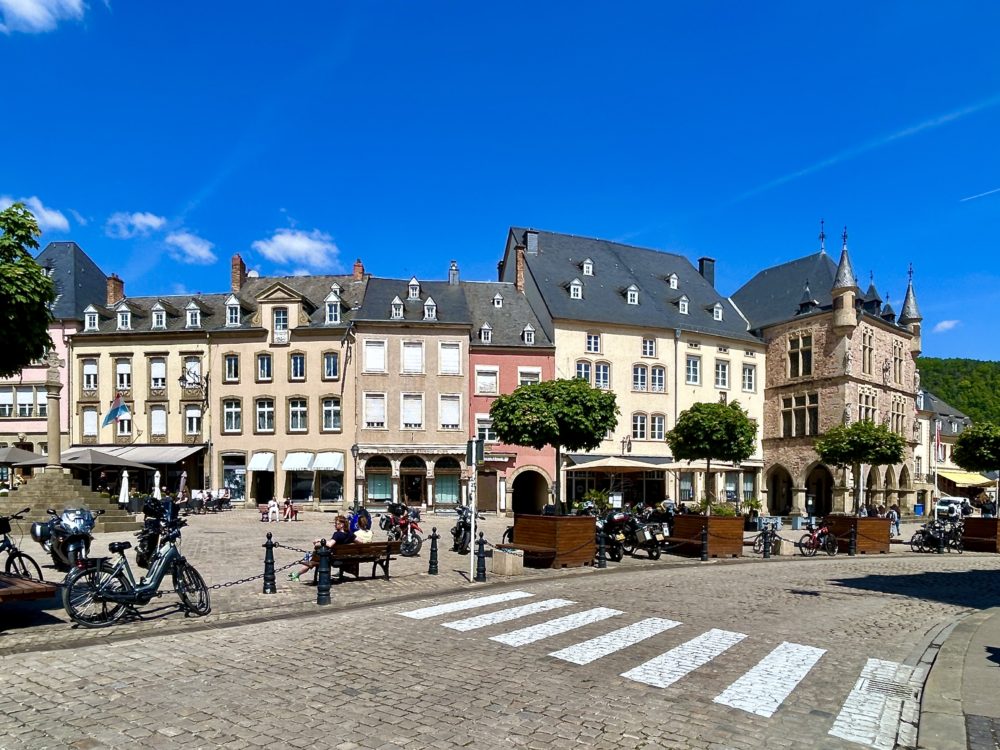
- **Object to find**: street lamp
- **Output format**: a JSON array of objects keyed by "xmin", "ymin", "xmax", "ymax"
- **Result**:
[
  {"xmin": 178, "ymin": 370, "xmax": 209, "ymax": 406},
  {"xmin": 350, "ymin": 443, "xmax": 360, "ymax": 511}
]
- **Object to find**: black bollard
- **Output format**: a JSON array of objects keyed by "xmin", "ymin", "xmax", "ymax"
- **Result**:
[
  {"xmin": 849, "ymin": 526, "xmax": 857, "ymax": 557},
  {"xmin": 474, "ymin": 532, "xmax": 487, "ymax": 582},
  {"xmin": 262, "ymin": 531, "xmax": 276, "ymax": 594},
  {"xmin": 700, "ymin": 524, "xmax": 709, "ymax": 562},
  {"xmin": 316, "ymin": 539, "xmax": 332, "ymax": 605},
  {"xmin": 937, "ymin": 525, "xmax": 945, "ymax": 554},
  {"xmin": 597, "ymin": 529, "xmax": 607, "ymax": 569},
  {"xmin": 428, "ymin": 527, "xmax": 439, "ymax": 575},
  {"xmin": 762, "ymin": 526, "xmax": 771, "ymax": 559}
]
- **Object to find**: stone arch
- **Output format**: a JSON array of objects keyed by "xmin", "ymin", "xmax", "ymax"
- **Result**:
[
  {"xmin": 400, "ymin": 455, "xmax": 427, "ymax": 506},
  {"xmin": 865, "ymin": 465, "xmax": 881, "ymax": 510},
  {"xmin": 804, "ymin": 463, "xmax": 835, "ymax": 517},
  {"xmin": 766, "ymin": 464, "xmax": 794, "ymax": 516},
  {"xmin": 883, "ymin": 465, "xmax": 897, "ymax": 509},
  {"xmin": 511, "ymin": 469, "xmax": 550, "ymax": 514}
]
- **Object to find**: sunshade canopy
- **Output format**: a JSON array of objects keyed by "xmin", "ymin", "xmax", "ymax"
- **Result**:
[
  {"xmin": 15, "ymin": 447, "xmax": 153, "ymax": 471},
  {"xmin": 938, "ymin": 469, "xmax": 994, "ymax": 488}
]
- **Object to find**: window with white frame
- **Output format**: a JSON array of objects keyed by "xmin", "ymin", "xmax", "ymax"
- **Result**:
[
  {"xmin": 152, "ymin": 310, "xmax": 166, "ymax": 329},
  {"xmin": 226, "ymin": 304, "xmax": 240, "ymax": 326},
  {"xmin": 322, "ymin": 397, "xmax": 342, "ymax": 431},
  {"xmin": 632, "ymin": 413, "xmax": 647, "ymax": 440},
  {"xmin": 576, "ymin": 360, "xmax": 591, "ymax": 383},
  {"xmin": 273, "ymin": 307, "xmax": 288, "ymax": 331},
  {"xmin": 439, "ymin": 342, "xmax": 461, "ymax": 374},
  {"xmin": 83, "ymin": 359, "xmax": 98, "ymax": 390},
  {"xmin": 518, "ymin": 368, "xmax": 541, "ymax": 386},
  {"xmin": 325, "ymin": 301, "xmax": 340, "ymax": 324},
  {"xmin": 363, "ymin": 340, "xmax": 386, "ymax": 372},
  {"xmin": 742, "ymin": 364, "xmax": 756, "ymax": 392},
  {"xmin": 668, "ymin": 274, "xmax": 678, "ymax": 289},
  {"xmin": 82, "ymin": 407, "xmax": 98, "ymax": 436},
  {"xmin": 642, "ymin": 338, "xmax": 655, "ymax": 357},
  {"xmin": 715, "ymin": 360, "xmax": 729, "ymax": 389},
  {"xmin": 223, "ymin": 400, "xmax": 241, "ymax": 432},
  {"xmin": 288, "ymin": 398, "xmax": 307, "ymax": 431},
  {"xmin": 651, "ymin": 366, "xmax": 665, "ymax": 392},
  {"xmin": 117, "ymin": 411, "xmax": 132, "ymax": 436},
  {"xmin": 582, "ymin": 259, "xmax": 593, "ymax": 276},
  {"xmin": 480, "ymin": 324, "xmax": 492, "ymax": 343},
  {"xmin": 186, "ymin": 308, "xmax": 201, "ymax": 328},
  {"xmin": 439, "ymin": 394, "xmax": 461, "ymax": 430},
  {"xmin": 686, "ymin": 355, "xmax": 701, "ymax": 385},
  {"xmin": 713, "ymin": 304, "xmax": 723, "ymax": 321},
  {"xmin": 363, "ymin": 393, "xmax": 386, "ymax": 428},
  {"xmin": 256, "ymin": 398, "xmax": 275, "ymax": 432},
  {"xmin": 522, "ymin": 325, "xmax": 535, "ymax": 344},
  {"xmin": 116, "ymin": 359, "xmax": 132, "ymax": 390},
  {"xmin": 149, "ymin": 358, "xmax": 166, "ymax": 389},
  {"xmin": 15, "ymin": 388, "xmax": 33, "ymax": 417},
  {"xmin": 323, "ymin": 351, "xmax": 339, "ymax": 380},
  {"xmin": 493, "ymin": 294, "xmax": 503, "ymax": 307},
  {"xmin": 85, "ymin": 312, "xmax": 98, "ymax": 331},
  {"xmin": 423, "ymin": 299, "xmax": 437, "ymax": 320},
  {"xmin": 257, "ymin": 353, "xmax": 272, "ymax": 381},
  {"xmin": 117, "ymin": 310, "xmax": 131, "ymax": 330},
  {"xmin": 185, "ymin": 405, "xmax": 202, "ymax": 435},
  {"xmin": 626, "ymin": 286, "xmax": 639, "ymax": 305},
  {"xmin": 595, "ymin": 362, "xmax": 610, "ymax": 389},
  {"xmin": 586, "ymin": 333, "xmax": 601, "ymax": 353},
  {"xmin": 391, "ymin": 297, "xmax": 403, "ymax": 319},
  {"xmin": 678, "ymin": 296, "xmax": 689, "ymax": 315},
  {"xmin": 475, "ymin": 368, "xmax": 498, "ymax": 395},
  {"xmin": 402, "ymin": 341, "xmax": 424, "ymax": 374},
  {"xmin": 477, "ymin": 416, "xmax": 497, "ymax": 442},
  {"xmin": 569, "ymin": 279, "xmax": 583, "ymax": 299},
  {"xmin": 401, "ymin": 394, "xmax": 423, "ymax": 429},
  {"xmin": 632, "ymin": 364, "xmax": 647, "ymax": 391},
  {"xmin": 408, "ymin": 278, "xmax": 420, "ymax": 299},
  {"xmin": 224, "ymin": 354, "xmax": 239, "ymax": 382},
  {"xmin": 650, "ymin": 414, "xmax": 665, "ymax": 440},
  {"xmin": 290, "ymin": 353, "xmax": 306, "ymax": 381}
]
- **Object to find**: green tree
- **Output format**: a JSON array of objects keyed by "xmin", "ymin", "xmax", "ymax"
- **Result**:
[
  {"xmin": 0, "ymin": 202, "xmax": 55, "ymax": 378},
  {"xmin": 814, "ymin": 420, "xmax": 906, "ymax": 514},
  {"xmin": 665, "ymin": 401, "xmax": 757, "ymax": 514},
  {"xmin": 953, "ymin": 422, "xmax": 1000, "ymax": 482},
  {"xmin": 489, "ymin": 378, "xmax": 619, "ymax": 513},
  {"xmin": 917, "ymin": 357, "xmax": 1000, "ymax": 425}
]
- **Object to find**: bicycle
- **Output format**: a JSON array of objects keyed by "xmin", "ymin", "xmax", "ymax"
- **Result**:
[
  {"xmin": 751, "ymin": 520, "xmax": 782, "ymax": 555},
  {"xmin": 798, "ymin": 522, "xmax": 838, "ymax": 557},
  {"xmin": 61, "ymin": 516, "xmax": 210, "ymax": 627},
  {"xmin": 0, "ymin": 507, "xmax": 43, "ymax": 580}
]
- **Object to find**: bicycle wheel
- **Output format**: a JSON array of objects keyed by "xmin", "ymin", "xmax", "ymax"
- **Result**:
[
  {"xmin": 798, "ymin": 533, "xmax": 815, "ymax": 557},
  {"xmin": 62, "ymin": 562, "xmax": 130, "ymax": 628},
  {"xmin": 172, "ymin": 561, "xmax": 211, "ymax": 616},
  {"xmin": 501, "ymin": 527, "xmax": 514, "ymax": 545},
  {"xmin": 5, "ymin": 551, "xmax": 43, "ymax": 580},
  {"xmin": 752, "ymin": 534, "xmax": 765, "ymax": 555},
  {"xmin": 909, "ymin": 532, "xmax": 925, "ymax": 553},
  {"xmin": 823, "ymin": 534, "xmax": 838, "ymax": 557}
]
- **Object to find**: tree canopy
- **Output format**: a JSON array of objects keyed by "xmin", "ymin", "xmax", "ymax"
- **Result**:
[
  {"xmin": 917, "ymin": 357, "xmax": 1000, "ymax": 425},
  {"xmin": 814, "ymin": 420, "xmax": 906, "ymax": 513},
  {"xmin": 0, "ymin": 202, "xmax": 55, "ymax": 378},
  {"xmin": 490, "ymin": 378, "xmax": 619, "ymax": 511},
  {"xmin": 953, "ymin": 422, "xmax": 1000, "ymax": 475},
  {"xmin": 665, "ymin": 400, "xmax": 757, "ymax": 510}
]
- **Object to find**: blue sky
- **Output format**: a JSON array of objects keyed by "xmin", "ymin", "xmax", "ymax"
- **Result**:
[{"xmin": 2, "ymin": 2, "xmax": 998, "ymax": 359}]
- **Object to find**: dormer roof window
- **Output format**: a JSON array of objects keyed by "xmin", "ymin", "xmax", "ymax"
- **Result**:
[
  {"xmin": 582, "ymin": 258, "xmax": 594, "ymax": 276},
  {"xmin": 324, "ymin": 285, "xmax": 341, "ymax": 324},
  {"xmin": 668, "ymin": 273, "xmax": 679, "ymax": 290},
  {"xmin": 679, "ymin": 295, "xmax": 689, "ymax": 315},
  {"xmin": 226, "ymin": 304, "xmax": 240, "ymax": 327},
  {"xmin": 569, "ymin": 278, "xmax": 583, "ymax": 300},
  {"xmin": 84, "ymin": 307, "xmax": 98, "ymax": 331},
  {"xmin": 522, "ymin": 324, "xmax": 535, "ymax": 345},
  {"xmin": 116, "ymin": 306, "xmax": 131, "ymax": 331},
  {"xmin": 626, "ymin": 284, "xmax": 639, "ymax": 305},
  {"xmin": 423, "ymin": 297, "xmax": 437, "ymax": 320},
  {"xmin": 493, "ymin": 293, "xmax": 503, "ymax": 308},
  {"xmin": 480, "ymin": 322, "xmax": 492, "ymax": 343},
  {"xmin": 407, "ymin": 277, "xmax": 420, "ymax": 300},
  {"xmin": 713, "ymin": 303, "xmax": 724, "ymax": 321},
  {"xmin": 185, "ymin": 302, "xmax": 201, "ymax": 329},
  {"xmin": 390, "ymin": 296, "xmax": 404, "ymax": 320}
]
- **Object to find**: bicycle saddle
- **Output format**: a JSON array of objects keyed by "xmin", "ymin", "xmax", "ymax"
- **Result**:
[{"xmin": 109, "ymin": 541, "xmax": 132, "ymax": 554}]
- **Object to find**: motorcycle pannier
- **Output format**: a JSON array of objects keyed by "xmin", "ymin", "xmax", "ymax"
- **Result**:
[
  {"xmin": 30, "ymin": 521, "xmax": 50, "ymax": 544},
  {"xmin": 379, "ymin": 514, "xmax": 392, "ymax": 531}
]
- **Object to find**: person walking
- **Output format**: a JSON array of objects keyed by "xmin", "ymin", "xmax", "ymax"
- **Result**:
[{"xmin": 887, "ymin": 504, "xmax": 901, "ymax": 537}]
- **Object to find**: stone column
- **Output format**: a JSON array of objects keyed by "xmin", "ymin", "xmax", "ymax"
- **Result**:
[
  {"xmin": 45, "ymin": 350, "xmax": 65, "ymax": 470},
  {"xmin": 791, "ymin": 487, "xmax": 807, "ymax": 516}
]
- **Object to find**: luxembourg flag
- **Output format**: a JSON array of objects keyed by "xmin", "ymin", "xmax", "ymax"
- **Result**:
[{"xmin": 102, "ymin": 393, "xmax": 131, "ymax": 428}]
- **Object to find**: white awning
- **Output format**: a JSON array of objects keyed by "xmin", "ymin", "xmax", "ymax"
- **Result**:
[
  {"xmin": 247, "ymin": 452, "xmax": 275, "ymax": 472},
  {"xmin": 282, "ymin": 452, "xmax": 315, "ymax": 471},
  {"xmin": 98, "ymin": 444, "xmax": 205, "ymax": 464},
  {"xmin": 313, "ymin": 452, "xmax": 345, "ymax": 472}
]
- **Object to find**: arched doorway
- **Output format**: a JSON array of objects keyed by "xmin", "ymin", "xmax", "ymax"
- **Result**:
[
  {"xmin": 767, "ymin": 465, "xmax": 793, "ymax": 515},
  {"xmin": 400, "ymin": 456, "xmax": 427, "ymax": 507},
  {"xmin": 364, "ymin": 456, "xmax": 392, "ymax": 508},
  {"xmin": 883, "ymin": 465, "xmax": 897, "ymax": 510},
  {"xmin": 865, "ymin": 466, "xmax": 881, "ymax": 511},
  {"xmin": 805, "ymin": 464, "xmax": 835, "ymax": 517},
  {"xmin": 898, "ymin": 466, "xmax": 911, "ymax": 511},
  {"xmin": 433, "ymin": 457, "xmax": 461, "ymax": 508},
  {"xmin": 511, "ymin": 470, "xmax": 549, "ymax": 514}
]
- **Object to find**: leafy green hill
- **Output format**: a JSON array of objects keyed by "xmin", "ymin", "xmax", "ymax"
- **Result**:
[{"xmin": 917, "ymin": 358, "xmax": 1000, "ymax": 425}]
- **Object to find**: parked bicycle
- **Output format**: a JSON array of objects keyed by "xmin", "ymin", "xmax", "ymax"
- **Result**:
[
  {"xmin": 61, "ymin": 515, "xmax": 210, "ymax": 627},
  {"xmin": 0, "ymin": 507, "xmax": 43, "ymax": 580},
  {"xmin": 798, "ymin": 521, "xmax": 838, "ymax": 556},
  {"xmin": 752, "ymin": 520, "xmax": 781, "ymax": 555},
  {"xmin": 910, "ymin": 519, "xmax": 963, "ymax": 553}
]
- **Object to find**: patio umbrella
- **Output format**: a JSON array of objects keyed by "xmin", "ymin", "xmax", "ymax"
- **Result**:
[
  {"xmin": 14, "ymin": 448, "xmax": 154, "ymax": 471},
  {"xmin": 153, "ymin": 470, "xmax": 161, "ymax": 500},
  {"xmin": 118, "ymin": 470, "xmax": 129, "ymax": 507},
  {"xmin": 0, "ymin": 446, "xmax": 40, "ymax": 465},
  {"xmin": 178, "ymin": 470, "xmax": 187, "ymax": 497}
]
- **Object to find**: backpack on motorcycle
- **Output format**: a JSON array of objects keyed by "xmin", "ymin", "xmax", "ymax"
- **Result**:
[
  {"xmin": 387, "ymin": 502, "xmax": 407, "ymax": 517},
  {"xmin": 378, "ymin": 514, "xmax": 392, "ymax": 531}
]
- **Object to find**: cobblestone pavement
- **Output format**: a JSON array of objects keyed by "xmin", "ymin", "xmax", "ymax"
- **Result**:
[{"xmin": 1, "ymin": 510, "xmax": 998, "ymax": 749}]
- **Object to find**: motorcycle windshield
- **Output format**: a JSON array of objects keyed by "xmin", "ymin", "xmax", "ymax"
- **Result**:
[{"xmin": 60, "ymin": 509, "xmax": 95, "ymax": 533}]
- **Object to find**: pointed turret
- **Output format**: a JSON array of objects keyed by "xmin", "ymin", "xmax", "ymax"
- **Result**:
[
  {"xmin": 797, "ymin": 280, "xmax": 819, "ymax": 315},
  {"xmin": 862, "ymin": 271, "xmax": 883, "ymax": 314},
  {"xmin": 899, "ymin": 264, "xmax": 922, "ymax": 356},
  {"xmin": 831, "ymin": 227, "xmax": 859, "ymax": 334},
  {"xmin": 880, "ymin": 294, "xmax": 896, "ymax": 324}
]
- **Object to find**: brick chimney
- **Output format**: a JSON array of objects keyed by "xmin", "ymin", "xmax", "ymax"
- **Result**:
[
  {"xmin": 231, "ymin": 254, "xmax": 247, "ymax": 293},
  {"xmin": 698, "ymin": 257, "xmax": 716, "ymax": 288},
  {"xmin": 106, "ymin": 273, "xmax": 125, "ymax": 306},
  {"xmin": 515, "ymin": 245, "xmax": 525, "ymax": 292},
  {"xmin": 448, "ymin": 260, "xmax": 460, "ymax": 286},
  {"xmin": 353, "ymin": 258, "xmax": 365, "ymax": 281}
]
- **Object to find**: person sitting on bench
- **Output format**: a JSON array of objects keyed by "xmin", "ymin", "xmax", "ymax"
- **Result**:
[
  {"xmin": 281, "ymin": 497, "xmax": 296, "ymax": 521},
  {"xmin": 289, "ymin": 516, "xmax": 355, "ymax": 581},
  {"xmin": 267, "ymin": 497, "xmax": 280, "ymax": 523},
  {"xmin": 354, "ymin": 514, "xmax": 373, "ymax": 542}
]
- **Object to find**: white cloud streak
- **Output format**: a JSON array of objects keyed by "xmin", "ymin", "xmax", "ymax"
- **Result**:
[
  {"xmin": 0, "ymin": 0, "xmax": 85, "ymax": 34},
  {"xmin": 960, "ymin": 186, "xmax": 1000, "ymax": 202},
  {"xmin": 105, "ymin": 211, "xmax": 167, "ymax": 239},
  {"xmin": 165, "ymin": 231, "xmax": 218, "ymax": 265},
  {"xmin": 251, "ymin": 228, "xmax": 342, "ymax": 272},
  {"xmin": 0, "ymin": 194, "xmax": 70, "ymax": 232},
  {"xmin": 932, "ymin": 320, "xmax": 960, "ymax": 333}
]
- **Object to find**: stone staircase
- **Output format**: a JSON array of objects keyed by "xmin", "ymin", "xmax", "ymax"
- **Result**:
[{"xmin": 0, "ymin": 468, "xmax": 141, "ymax": 533}]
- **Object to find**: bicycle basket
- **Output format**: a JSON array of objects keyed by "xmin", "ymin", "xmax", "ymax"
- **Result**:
[{"xmin": 0, "ymin": 517, "xmax": 10, "ymax": 535}]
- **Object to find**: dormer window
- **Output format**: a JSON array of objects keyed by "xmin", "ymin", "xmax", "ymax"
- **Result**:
[
  {"xmin": 626, "ymin": 285, "xmax": 639, "ymax": 305},
  {"xmin": 186, "ymin": 308, "xmax": 201, "ymax": 328},
  {"xmin": 84, "ymin": 311, "xmax": 98, "ymax": 331},
  {"xmin": 493, "ymin": 294, "xmax": 503, "ymax": 308},
  {"xmin": 117, "ymin": 310, "xmax": 131, "ymax": 330},
  {"xmin": 273, "ymin": 307, "xmax": 288, "ymax": 331},
  {"xmin": 226, "ymin": 305, "xmax": 240, "ymax": 326},
  {"xmin": 582, "ymin": 258, "xmax": 594, "ymax": 276},
  {"xmin": 152, "ymin": 310, "xmax": 166, "ymax": 329},
  {"xmin": 325, "ymin": 302, "xmax": 340, "ymax": 324},
  {"xmin": 713, "ymin": 303, "xmax": 724, "ymax": 321},
  {"xmin": 480, "ymin": 323, "xmax": 492, "ymax": 343},
  {"xmin": 679, "ymin": 295, "xmax": 689, "ymax": 315},
  {"xmin": 407, "ymin": 277, "xmax": 420, "ymax": 300},
  {"xmin": 668, "ymin": 274, "xmax": 678, "ymax": 290},
  {"xmin": 390, "ymin": 296, "xmax": 404, "ymax": 319},
  {"xmin": 423, "ymin": 297, "xmax": 437, "ymax": 320},
  {"xmin": 522, "ymin": 324, "xmax": 535, "ymax": 345},
  {"xmin": 569, "ymin": 279, "xmax": 583, "ymax": 300}
]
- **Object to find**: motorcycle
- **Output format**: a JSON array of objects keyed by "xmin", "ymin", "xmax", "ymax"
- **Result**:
[
  {"xmin": 31, "ymin": 507, "xmax": 104, "ymax": 571},
  {"xmin": 624, "ymin": 513, "xmax": 664, "ymax": 560},
  {"xmin": 451, "ymin": 505, "xmax": 485, "ymax": 554},
  {"xmin": 347, "ymin": 506, "xmax": 372, "ymax": 534},
  {"xmin": 135, "ymin": 497, "xmax": 179, "ymax": 569},
  {"xmin": 599, "ymin": 510, "xmax": 630, "ymax": 562},
  {"xmin": 378, "ymin": 502, "xmax": 423, "ymax": 557}
]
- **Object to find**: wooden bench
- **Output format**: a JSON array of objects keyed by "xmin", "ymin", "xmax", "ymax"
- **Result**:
[
  {"xmin": 0, "ymin": 574, "xmax": 58, "ymax": 604},
  {"xmin": 258, "ymin": 503, "xmax": 301, "ymax": 521},
  {"xmin": 312, "ymin": 540, "xmax": 402, "ymax": 582},
  {"xmin": 496, "ymin": 543, "xmax": 557, "ymax": 568}
]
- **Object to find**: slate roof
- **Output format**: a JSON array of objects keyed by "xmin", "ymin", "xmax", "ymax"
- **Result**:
[
  {"xmin": 35, "ymin": 242, "xmax": 108, "ymax": 321},
  {"xmin": 507, "ymin": 228, "xmax": 759, "ymax": 344},
  {"xmin": 730, "ymin": 251, "xmax": 837, "ymax": 331},
  {"xmin": 463, "ymin": 281, "xmax": 553, "ymax": 348},
  {"xmin": 899, "ymin": 279, "xmax": 922, "ymax": 323},
  {"xmin": 356, "ymin": 278, "xmax": 470, "ymax": 325},
  {"xmin": 919, "ymin": 390, "xmax": 973, "ymax": 436}
]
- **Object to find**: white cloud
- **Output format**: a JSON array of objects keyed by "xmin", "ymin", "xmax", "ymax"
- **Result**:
[
  {"xmin": 251, "ymin": 228, "xmax": 342, "ymax": 272},
  {"xmin": 165, "ymin": 231, "xmax": 218, "ymax": 265},
  {"xmin": 69, "ymin": 208, "xmax": 88, "ymax": 226},
  {"xmin": 0, "ymin": 194, "xmax": 70, "ymax": 232},
  {"xmin": 105, "ymin": 211, "xmax": 167, "ymax": 239},
  {"xmin": 0, "ymin": 0, "xmax": 85, "ymax": 34},
  {"xmin": 932, "ymin": 319, "xmax": 960, "ymax": 333}
]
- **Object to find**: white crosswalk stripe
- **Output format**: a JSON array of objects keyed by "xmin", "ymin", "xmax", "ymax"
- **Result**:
[
  {"xmin": 490, "ymin": 607, "xmax": 623, "ymax": 647},
  {"xmin": 441, "ymin": 598, "xmax": 575, "ymax": 632},
  {"xmin": 549, "ymin": 617, "xmax": 682, "ymax": 665},
  {"xmin": 713, "ymin": 641, "xmax": 826, "ymax": 717},
  {"xmin": 621, "ymin": 628, "xmax": 747, "ymax": 689},
  {"xmin": 397, "ymin": 591, "xmax": 534, "ymax": 620},
  {"xmin": 829, "ymin": 658, "xmax": 925, "ymax": 750}
]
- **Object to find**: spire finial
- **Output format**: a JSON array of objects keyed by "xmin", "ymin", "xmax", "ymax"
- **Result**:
[
  {"xmin": 842, "ymin": 226, "xmax": 848, "ymax": 248},
  {"xmin": 908, "ymin": 263, "xmax": 913, "ymax": 283},
  {"xmin": 819, "ymin": 219, "xmax": 826, "ymax": 252}
]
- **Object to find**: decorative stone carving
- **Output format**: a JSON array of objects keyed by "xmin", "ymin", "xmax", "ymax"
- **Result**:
[
  {"xmin": 843, "ymin": 405, "xmax": 851, "ymax": 425},
  {"xmin": 882, "ymin": 358, "xmax": 891, "ymax": 384},
  {"xmin": 844, "ymin": 347, "xmax": 853, "ymax": 375}
]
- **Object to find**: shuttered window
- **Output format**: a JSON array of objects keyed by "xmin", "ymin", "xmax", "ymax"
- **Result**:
[
  {"xmin": 364, "ymin": 341, "xmax": 386, "ymax": 372},
  {"xmin": 150, "ymin": 406, "xmax": 167, "ymax": 435},
  {"xmin": 83, "ymin": 408, "xmax": 98, "ymax": 436},
  {"xmin": 439, "ymin": 395, "xmax": 460, "ymax": 430},
  {"xmin": 150, "ymin": 358, "xmax": 166, "ymax": 388},
  {"xmin": 364, "ymin": 394, "xmax": 385, "ymax": 428},
  {"xmin": 439, "ymin": 342, "xmax": 460, "ymax": 374},
  {"xmin": 402, "ymin": 342, "xmax": 423, "ymax": 373},
  {"xmin": 402, "ymin": 394, "xmax": 423, "ymax": 429}
]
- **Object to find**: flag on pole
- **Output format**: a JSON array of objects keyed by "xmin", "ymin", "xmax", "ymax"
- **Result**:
[
  {"xmin": 934, "ymin": 420, "xmax": 942, "ymax": 463},
  {"xmin": 102, "ymin": 393, "xmax": 131, "ymax": 428}
]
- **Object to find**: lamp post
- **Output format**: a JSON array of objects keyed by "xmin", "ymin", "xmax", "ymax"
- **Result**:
[
  {"xmin": 178, "ymin": 369, "xmax": 209, "ymax": 491},
  {"xmin": 350, "ymin": 443, "xmax": 360, "ymax": 511}
]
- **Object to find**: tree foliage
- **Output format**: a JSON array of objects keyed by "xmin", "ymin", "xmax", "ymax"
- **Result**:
[
  {"xmin": 918, "ymin": 357, "xmax": 1000, "ymax": 425},
  {"xmin": 665, "ymin": 401, "xmax": 757, "ymax": 509},
  {"xmin": 0, "ymin": 202, "xmax": 55, "ymax": 378},
  {"xmin": 815, "ymin": 420, "xmax": 906, "ymax": 513},
  {"xmin": 953, "ymin": 422, "xmax": 1000, "ymax": 474}
]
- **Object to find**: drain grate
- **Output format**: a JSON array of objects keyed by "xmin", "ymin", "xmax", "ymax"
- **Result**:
[{"xmin": 863, "ymin": 678, "xmax": 919, "ymax": 699}]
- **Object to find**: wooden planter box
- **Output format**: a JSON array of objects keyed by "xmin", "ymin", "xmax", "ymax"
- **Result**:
[
  {"xmin": 511, "ymin": 514, "xmax": 596, "ymax": 568},
  {"xmin": 669, "ymin": 515, "xmax": 744, "ymax": 559},
  {"xmin": 960, "ymin": 518, "xmax": 1000, "ymax": 553},
  {"xmin": 822, "ymin": 516, "xmax": 890, "ymax": 554}
]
